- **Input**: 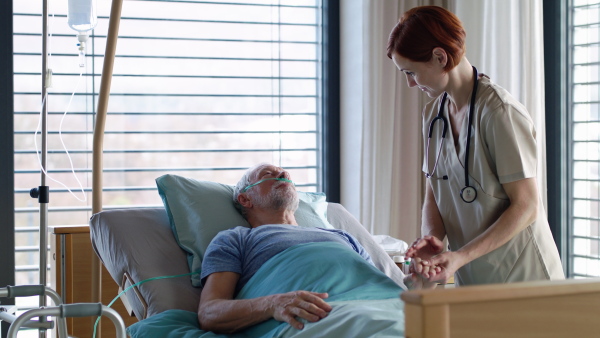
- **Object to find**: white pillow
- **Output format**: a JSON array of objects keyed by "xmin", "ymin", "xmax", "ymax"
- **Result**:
[{"xmin": 156, "ymin": 174, "xmax": 333, "ymax": 287}]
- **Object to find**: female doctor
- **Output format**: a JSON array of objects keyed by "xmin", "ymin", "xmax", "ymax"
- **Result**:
[{"xmin": 387, "ymin": 6, "xmax": 564, "ymax": 286}]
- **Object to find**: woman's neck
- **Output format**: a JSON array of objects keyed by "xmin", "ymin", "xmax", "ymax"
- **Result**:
[{"xmin": 445, "ymin": 59, "xmax": 476, "ymax": 113}]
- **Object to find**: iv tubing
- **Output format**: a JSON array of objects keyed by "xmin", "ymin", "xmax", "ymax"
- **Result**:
[{"xmin": 33, "ymin": 71, "xmax": 87, "ymax": 202}]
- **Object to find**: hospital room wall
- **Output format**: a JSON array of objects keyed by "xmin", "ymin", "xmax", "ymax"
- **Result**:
[{"xmin": 0, "ymin": 1, "xmax": 15, "ymax": 336}]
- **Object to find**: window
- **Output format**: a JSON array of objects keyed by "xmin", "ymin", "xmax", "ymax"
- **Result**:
[
  {"xmin": 12, "ymin": 0, "xmax": 333, "ymax": 314},
  {"xmin": 569, "ymin": 0, "xmax": 600, "ymax": 277}
]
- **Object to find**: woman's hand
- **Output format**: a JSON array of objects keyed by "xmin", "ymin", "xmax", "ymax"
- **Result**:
[
  {"xmin": 404, "ymin": 235, "xmax": 445, "ymax": 261},
  {"xmin": 419, "ymin": 251, "xmax": 466, "ymax": 283},
  {"xmin": 269, "ymin": 291, "xmax": 332, "ymax": 330},
  {"xmin": 410, "ymin": 257, "xmax": 441, "ymax": 278}
]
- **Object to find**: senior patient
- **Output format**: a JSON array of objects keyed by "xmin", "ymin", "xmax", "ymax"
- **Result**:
[{"xmin": 197, "ymin": 163, "xmax": 374, "ymax": 334}]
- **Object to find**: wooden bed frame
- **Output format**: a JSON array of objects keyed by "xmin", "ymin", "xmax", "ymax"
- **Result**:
[
  {"xmin": 90, "ymin": 1, "xmax": 600, "ymax": 337},
  {"xmin": 401, "ymin": 278, "xmax": 600, "ymax": 338}
]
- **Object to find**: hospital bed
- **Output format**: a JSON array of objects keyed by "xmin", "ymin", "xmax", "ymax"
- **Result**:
[
  {"xmin": 89, "ymin": 179, "xmax": 409, "ymax": 337},
  {"xmin": 88, "ymin": 184, "xmax": 600, "ymax": 337}
]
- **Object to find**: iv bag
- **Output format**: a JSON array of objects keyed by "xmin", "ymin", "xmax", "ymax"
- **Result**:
[{"xmin": 68, "ymin": 0, "xmax": 98, "ymax": 33}]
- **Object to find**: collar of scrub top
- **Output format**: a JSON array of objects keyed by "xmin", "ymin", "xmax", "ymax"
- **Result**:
[
  {"xmin": 242, "ymin": 177, "xmax": 295, "ymax": 192},
  {"xmin": 426, "ymin": 66, "xmax": 479, "ymax": 203}
]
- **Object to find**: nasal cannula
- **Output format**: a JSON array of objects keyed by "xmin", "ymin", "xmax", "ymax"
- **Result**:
[{"xmin": 243, "ymin": 178, "xmax": 295, "ymax": 192}]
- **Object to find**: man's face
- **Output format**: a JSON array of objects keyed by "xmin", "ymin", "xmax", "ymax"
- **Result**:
[{"xmin": 247, "ymin": 164, "xmax": 299, "ymax": 212}]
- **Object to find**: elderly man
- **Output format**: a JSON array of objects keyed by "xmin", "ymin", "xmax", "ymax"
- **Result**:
[{"xmin": 197, "ymin": 163, "xmax": 374, "ymax": 333}]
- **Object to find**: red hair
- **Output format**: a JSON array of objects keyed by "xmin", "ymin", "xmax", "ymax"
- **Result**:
[{"xmin": 387, "ymin": 6, "xmax": 466, "ymax": 72}]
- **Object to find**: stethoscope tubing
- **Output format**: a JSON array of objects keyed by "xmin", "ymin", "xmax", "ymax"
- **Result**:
[
  {"xmin": 425, "ymin": 106, "xmax": 448, "ymax": 179},
  {"xmin": 464, "ymin": 66, "xmax": 479, "ymax": 190},
  {"xmin": 426, "ymin": 66, "xmax": 479, "ymax": 203}
]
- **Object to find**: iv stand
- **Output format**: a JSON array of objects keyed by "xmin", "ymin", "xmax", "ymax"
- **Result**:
[{"xmin": 28, "ymin": 0, "xmax": 50, "ymax": 336}]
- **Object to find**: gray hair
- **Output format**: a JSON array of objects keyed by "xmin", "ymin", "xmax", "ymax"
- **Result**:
[{"xmin": 233, "ymin": 163, "xmax": 268, "ymax": 218}]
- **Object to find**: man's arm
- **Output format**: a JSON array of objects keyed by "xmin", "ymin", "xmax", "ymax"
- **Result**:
[{"xmin": 198, "ymin": 271, "xmax": 332, "ymax": 333}]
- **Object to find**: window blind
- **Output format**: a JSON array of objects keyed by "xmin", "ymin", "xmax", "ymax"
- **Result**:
[
  {"xmin": 13, "ymin": 0, "xmax": 324, "ymax": 303},
  {"xmin": 569, "ymin": 0, "xmax": 600, "ymax": 278}
]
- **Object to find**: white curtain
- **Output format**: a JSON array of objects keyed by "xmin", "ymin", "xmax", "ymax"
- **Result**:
[
  {"xmin": 340, "ymin": 0, "xmax": 546, "ymax": 241},
  {"xmin": 340, "ymin": 0, "xmax": 447, "ymax": 242}
]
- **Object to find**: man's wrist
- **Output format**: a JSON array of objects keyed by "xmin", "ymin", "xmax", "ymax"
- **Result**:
[{"xmin": 261, "ymin": 294, "xmax": 276, "ymax": 319}]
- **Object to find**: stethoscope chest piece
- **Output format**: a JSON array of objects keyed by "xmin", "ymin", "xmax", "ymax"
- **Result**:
[{"xmin": 460, "ymin": 186, "xmax": 477, "ymax": 203}]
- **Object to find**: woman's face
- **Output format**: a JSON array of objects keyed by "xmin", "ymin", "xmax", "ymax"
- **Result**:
[{"xmin": 391, "ymin": 52, "xmax": 446, "ymax": 98}]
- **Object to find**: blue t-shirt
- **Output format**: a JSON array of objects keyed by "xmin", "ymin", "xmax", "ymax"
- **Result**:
[{"xmin": 201, "ymin": 224, "xmax": 373, "ymax": 294}]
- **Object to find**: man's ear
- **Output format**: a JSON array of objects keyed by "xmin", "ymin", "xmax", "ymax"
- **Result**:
[
  {"xmin": 432, "ymin": 47, "xmax": 448, "ymax": 68},
  {"xmin": 238, "ymin": 193, "xmax": 252, "ymax": 209}
]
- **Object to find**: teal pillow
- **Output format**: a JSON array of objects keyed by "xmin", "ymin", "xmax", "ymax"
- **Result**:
[{"xmin": 156, "ymin": 174, "xmax": 333, "ymax": 287}]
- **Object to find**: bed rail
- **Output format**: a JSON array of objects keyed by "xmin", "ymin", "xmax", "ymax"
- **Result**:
[{"xmin": 91, "ymin": 1, "xmax": 125, "ymax": 337}]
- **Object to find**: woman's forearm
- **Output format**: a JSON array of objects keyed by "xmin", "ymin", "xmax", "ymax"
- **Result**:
[
  {"xmin": 421, "ymin": 182, "xmax": 446, "ymax": 240},
  {"xmin": 455, "ymin": 178, "xmax": 538, "ymax": 266}
]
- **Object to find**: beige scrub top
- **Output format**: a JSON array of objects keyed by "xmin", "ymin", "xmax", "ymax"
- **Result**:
[{"xmin": 421, "ymin": 75, "xmax": 564, "ymax": 286}]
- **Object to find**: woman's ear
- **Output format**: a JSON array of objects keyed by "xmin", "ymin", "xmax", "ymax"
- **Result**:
[{"xmin": 432, "ymin": 47, "xmax": 448, "ymax": 68}]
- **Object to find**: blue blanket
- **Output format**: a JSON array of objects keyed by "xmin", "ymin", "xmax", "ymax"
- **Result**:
[{"xmin": 127, "ymin": 242, "xmax": 405, "ymax": 337}]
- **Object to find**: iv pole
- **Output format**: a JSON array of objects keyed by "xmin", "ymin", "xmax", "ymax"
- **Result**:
[
  {"xmin": 16, "ymin": 0, "xmax": 122, "ymax": 336},
  {"xmin": 27, "ymin": 0, "xmax": 51, "ymax": 336}
]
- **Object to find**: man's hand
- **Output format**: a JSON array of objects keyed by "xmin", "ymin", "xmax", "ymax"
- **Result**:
[
  {"xmin": 403, "ymin": 271, "xmax": 438, "ymax": 290},
  {"xmin": 200, "ymin": 272, "xmax": 333, "ymax": 333},
  {"xmin": 269, "ymin": 291, "xmax": 332, "ymax": 330}
]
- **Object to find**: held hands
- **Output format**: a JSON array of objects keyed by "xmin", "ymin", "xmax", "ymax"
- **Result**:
[
  {"xmin": 410, "ymin": 257, "xmax": 442, "ymax": 281},
  {"xmin": 402, "ymin": 266, "xmax": 439, "ymax": 289},
  {"xmin": 405, "ymin": 236, "xmax": 458, "ymax": 284},
  {"xmin": 270, "ymin": 291, "xmax": 332, "ymax": 330},
  {"xmin": 413, "ymin": 252, "xmax": 461, "ymax": 283}
]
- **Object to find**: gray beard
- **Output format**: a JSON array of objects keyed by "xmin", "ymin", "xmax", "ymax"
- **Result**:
[{"xmin": 250, "ymin": 184, "xmax": 299, "ymax": 213}]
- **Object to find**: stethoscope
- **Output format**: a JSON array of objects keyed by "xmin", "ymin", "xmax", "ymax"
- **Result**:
[{"xmin": 425, "ymin": 66, "xmax": 479, "ymax": 203}]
